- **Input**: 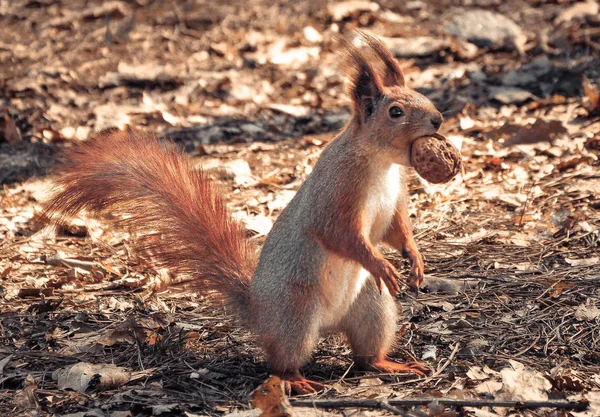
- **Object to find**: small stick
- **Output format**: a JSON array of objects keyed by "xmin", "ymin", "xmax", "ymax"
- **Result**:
[
  {"xmin": 290, "ymin": 398, "xmax": 588, "ymax": 411},
  {"xmin": 378, "ymin": 401, "xmax": 412, "ymax": 416},
  {"xmin": 334, "ymin": 361, "xmax": 355, "ymax": 386},
  {"xmin": 83, "ymin": 277, "xmax": 145, "ymax": 291},
  {"xmin": 431, "ymin": 342, "xmax": 460, "ymax": 378},
  {"xmin": 45, "ymin": 257, "xmax": 123, "ymax": 277},
  {"xmin": 45, "ymin": 257, "xmax": 98, "ymax": 271}
]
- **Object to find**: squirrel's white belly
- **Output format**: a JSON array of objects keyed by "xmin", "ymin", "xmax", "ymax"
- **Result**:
[
  {"xmin": 319, "ymin": 164, "xmax": 401, "ymax": 329},
  {"xmin": 319, "ymin": 259, "xmax": 373, "ymax": 329},
  {"xmin": 364, "ymin": 164, "xmax": 402, "ymax": 242}
]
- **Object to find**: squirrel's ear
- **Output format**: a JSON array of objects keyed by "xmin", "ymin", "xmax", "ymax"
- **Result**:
[
  {"xmin": 357, "ymin": 32, "xmax": 405, "ymax": 87},
  {"xmin": 340, "ymin": 37, "xmax": 384, "ymax": 124}
]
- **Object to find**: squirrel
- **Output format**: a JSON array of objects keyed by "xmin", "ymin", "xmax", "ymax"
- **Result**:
[{"xmin": 42, "ymin": 33, "xmax": 444, "ymax": 395}]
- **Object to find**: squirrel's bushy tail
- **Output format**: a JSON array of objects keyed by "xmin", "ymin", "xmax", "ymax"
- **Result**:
[{"xmin": 43, "ymin": 130, "xmax": 254, "ymax": 318}]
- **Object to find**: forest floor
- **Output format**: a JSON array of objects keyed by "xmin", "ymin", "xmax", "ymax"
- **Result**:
[{"xmin": 1, "ymin": 0, "xmax": 600, "ymax": 416}]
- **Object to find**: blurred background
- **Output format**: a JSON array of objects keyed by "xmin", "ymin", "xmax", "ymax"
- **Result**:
[{"xmin": 1, "ymin": 0, "xmax": 599, "ymax": 182}]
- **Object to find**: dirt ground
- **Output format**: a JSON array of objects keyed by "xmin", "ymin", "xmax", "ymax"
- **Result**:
[{"xmin": 1, "ymin": 0, "xmax": 600, "ymax": 416}]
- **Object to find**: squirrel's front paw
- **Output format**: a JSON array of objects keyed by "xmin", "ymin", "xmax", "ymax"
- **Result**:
[
  {"xmin": 403, "ymin": 248, "xmax": 424, "ymax": 294},
  {"xmin": 408, "ymin": 253, "xmax": 424, "ymax": 294},
  {"xmin": 372, "ymin": 259, "xmax": 401, "ymax": 296}
]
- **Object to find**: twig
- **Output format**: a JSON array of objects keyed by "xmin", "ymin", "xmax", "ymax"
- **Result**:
[
  {"xmin": 45, "ymin": 257, "xmax": 98, "ymax": 271},
  {"xmin": 334, "ymin": 361, "xmax": 355, "ymax": 385},
  {"xmin": 514, "ymin": 334, "xmax": 541, "ymax": 357},
  {"xmin": 431, "ymin": 342, "xmax": 460, "ymax": 378},
  {"xmin": 326, "ymin": 372, "xmax": 424, "ymax": 383},
  {"xmin": 290, "ymin": 398, "xmax": 589, "ymax": 411},
  {"xmin": 83, "ymin": 277, "xmax": 146, "ymax": 291},
  {"xmin": 45, "ymin": 257, "xmax": 123, "ymax": 277},
  {"xmin": 379, "ymin": 401, "xmax": 412, "ymax": 416}
]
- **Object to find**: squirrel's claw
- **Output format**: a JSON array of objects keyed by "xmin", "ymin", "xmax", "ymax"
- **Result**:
[
  {"xmin": 373, "ymin": 259, "xmax": 400, "ymax": 296},
  {"xmin": 405, "ymin": 249, "xmax": 424, "ymax": 294},
  {"xmin": 283, "ymin": 376, "xmax": 324, "ymax": 395},
  {"xmin": 375, "ymin": 276, "xmax": 384, "ymax": 294}
]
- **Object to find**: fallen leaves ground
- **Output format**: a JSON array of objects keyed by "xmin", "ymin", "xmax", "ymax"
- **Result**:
[{"xmin": 1, "ymin": 0, "xmax": 599, "ymax": 416}]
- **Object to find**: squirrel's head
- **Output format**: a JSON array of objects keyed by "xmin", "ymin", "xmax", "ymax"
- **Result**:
[{"xmin": 342, "ymin": 32, "xmax": 443, "ymax": 166}]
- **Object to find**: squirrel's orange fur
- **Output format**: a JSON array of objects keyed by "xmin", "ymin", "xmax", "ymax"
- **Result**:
[{"xmin": 43, "ymin": 33, "xmax": 443, "ymax": 395}]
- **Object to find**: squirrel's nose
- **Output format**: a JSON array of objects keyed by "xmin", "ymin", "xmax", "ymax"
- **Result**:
[{"xmin": 430, "ymin": 114, "xmax": 443, "ymax": 131}]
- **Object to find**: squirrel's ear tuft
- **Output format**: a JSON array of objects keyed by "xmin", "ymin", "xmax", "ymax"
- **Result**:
[
  {"xmin": 357, "ymin": 31, "xmax": 405, "ymax": 87},
  {"xmin": 338, "ymin": 35, "xmax": 384, "ymax": 124}
]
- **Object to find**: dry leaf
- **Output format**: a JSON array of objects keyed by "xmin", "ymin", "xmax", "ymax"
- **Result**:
[
  {"xmin": 500, "ymin": 360, "xmax": 551, "ymax": 401},
  {"xmin": 53, "ymin": 362, "xmax": 130, "ymax": 393},
  {"xmin": 242, "ymin": 214, "xmax": 273, "ymax": 237},
  {"xmin": 251, "ymin": 376, "xmax": 293, "ymax": 417},
  {"xmin": 555, "ymin": 1, "xmax": 599, "ymax": 24},
  {"xmin": 383, "ymin": 36, "xmax": 450, "ymax": 58},
  {"xmin": 570, "ymin": 390, "xmax": 600, "ymax": 417},
  {"xmin": 110, "ymin": 412, "xmax": 133, "ymax": 417},
  {"xmin": 1, "ymin": 112, "xmax": 21, "ymax": 144},
  {"xmin": 422, "ymin": 345, "xmax": 437, "ymax": 360},
  {"xmin": 444, "ymin": 9, "xmax": 525, "ymax": 51},
  {"xmin": 152, "ymin": 404, "xmax": 180, "ymax": 415},
  {"xmin": 489, "ymin": 86, "xmax": 535, "ymax": 105},
  {"xmin": 565, "ymin": 257, "xmax": 599, "ymax": 267},
  {"xmin": 422, "ymin": 276, "xmax": 479, "ymax": 295},
  {"xmin": 327, "ymin": 1, "xmax": 380, "ymax": 21},
  {"xmin": 504, "ymin": 119, "xmax": 568, "ymax": 147},
  {"xmin": 574, "ymin": 302, "xmax": 600, "ymax": 321},
  {"xmin": 583, "ymin": 76, "xmax": 600, "ymax": 111},
  {"xmin": 97, "ymin": 316, "xmax": 148, "ymax": 346},
  {"xmin": 473, "ymin": 360, "xmax": 551, "ymax": 407},
  {"xmin": 12, "ymin": 374, "xmax": 38, "ymax": 410},
  {"xmin": 61, "ymin": 410, "xmax": 105, "ymax": 417}
]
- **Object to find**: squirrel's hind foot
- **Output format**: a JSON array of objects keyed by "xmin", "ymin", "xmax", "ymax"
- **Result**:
[
  {"xmin": 362, "ymin": 358, "xmax": 431, "ymax": 377},
  {"xmin": 282, "ymin": 372, "xmax": 324, "ymax": 395}
]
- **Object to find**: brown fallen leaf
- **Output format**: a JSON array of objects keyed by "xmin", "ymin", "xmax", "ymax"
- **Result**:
[
  {"xmin": 485, "ymin": 122, "xmax": 522, "ymax": 140},
  {"xmin": 38, "ymin": 126, "xmax": 65, "ymax": 143},
  {"xmin": 504, "ymin": 119, "xmax": 568, "ymax": 147},
  {"xmin": 546, "ymin": 281, "xmax": 575, "ymax": 298},
  {"xmin": 97, "ymin": 316, "xmax": 149, "ymax": 346},
  {"xmin": 555, "ymin": 156, "xmax": 594, "ymax": 172},
  {"xmin": 472, "ymin": 360, "xmax": 552, "ymax": 402},
  {"xmin": 110, "ymin": 412, "xmax": 133, "ymax": 417},
  {"xmin": 527, "ymin": 94, "xmax": 567, "ymax": 110},
  {"xmin": 53, "ymin": 362, "xmax": 130, "ymax": 393},
  {"xmin": 27, "ymin": 297, "xmax": 63, "ymax": 314},
  {"xmin": 583, "ymin": 76, "xmax": 600, "ymax": 113},
  {"xmin": 574, "ymin": 301, "xmax": 600, "ymax": 321},
  {"xmin": 251, "ymin": 376, "xmax": 293, "ymax": 417},
  {"xmin": 0, "ymin": 111, "xmax": 21, "ymax": 144},
  {"xmin": 18, "ymin": 288, "xmax": 54, "ymax": 298},
  {"xmin": 327, "ymin": 1, "xmax": 380, "ymax": 21},
  {"xmin": 500, "ymin": 361, "xmax": 552, "ymax": 401},
  {"xmin": 482, "ymin": 156, "xmax": 509, "ymax": 171},
  {"xmin": 555, "ymin": 0, "xmax": 599, "ymax": 24},
  {"xmin": 585, "ymin": 134, "xmax": 600, "ymax": 151},
  {"xmin": 55, "ymin": 222, "xmax": 89, "ymax": 238},
  {"xmin": 489, "ymin": 86, "xmax": 536, "ymax": 104},
  {"xmin": 548, "ymin": 374, "xmax": 585, "ymax": 392},
  {"xmin": 553, "ymin": 212, "xmax": 587, "ymax": 238},
  {"xmin": 12, "ymin": 374, "xmax": 38, "ymax": 410}
]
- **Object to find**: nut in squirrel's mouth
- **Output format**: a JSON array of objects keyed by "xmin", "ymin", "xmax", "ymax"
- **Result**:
[
  {"xmin": 416, "ymin": 132, "xmax": 447, "ymax": 142},
  {"xmin": 410, "ymin": 132, "xmax": 462, "ymax": 184},
  {"xmin": 409, "ymin": 132, "xmax": 447, "ymax": 151}
]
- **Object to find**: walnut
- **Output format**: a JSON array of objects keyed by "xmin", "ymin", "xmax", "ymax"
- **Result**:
[{"xmin": 410, "ymin": 133, "xmax": 462, "ymax": 184}]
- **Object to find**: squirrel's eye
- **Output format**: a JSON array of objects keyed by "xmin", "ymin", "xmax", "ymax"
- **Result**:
[{"xmin": 389, "ymin": 106, "xmax": 404, "ymax": 118}]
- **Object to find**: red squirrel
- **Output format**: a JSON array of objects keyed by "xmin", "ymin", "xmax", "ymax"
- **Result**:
[{"xmin": 43, "ymin": 33, "xmax": 443, "ymax": 394}]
